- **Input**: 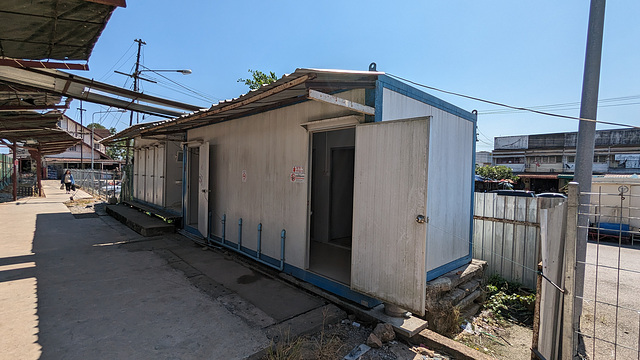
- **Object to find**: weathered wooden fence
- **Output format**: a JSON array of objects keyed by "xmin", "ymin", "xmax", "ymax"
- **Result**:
[{"xmin": 473, "ymin": 193, "xmax": 564, "ymax": 289}]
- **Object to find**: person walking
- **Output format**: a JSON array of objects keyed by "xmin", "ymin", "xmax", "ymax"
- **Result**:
[{"xmin": 61, "ymin": 170, "xmax": 75, "ymax": 194}]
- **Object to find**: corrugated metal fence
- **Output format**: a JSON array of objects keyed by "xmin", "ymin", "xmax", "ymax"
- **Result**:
[{"xmin": 473, "ymin": 193, "xmax": 564, "ymax": 289}]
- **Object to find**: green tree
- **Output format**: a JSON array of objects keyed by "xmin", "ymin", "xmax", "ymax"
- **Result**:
[
  {"xmin": 105, "ymin": 127, "xmax": 128, "ymax": 160},
  {"xmin": 237, "ymin": 69, "xmax": 278, "ymax": 90},
  {"xmin": 475, "ymin": 165, "xmax": 519, "ymax": 181},
  {"xmin": 86, "ymin": 123, "xmax": 106, "ymax": 130}
]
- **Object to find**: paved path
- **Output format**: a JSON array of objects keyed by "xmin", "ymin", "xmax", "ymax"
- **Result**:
[{"xmin": 0, "ymin": 181, "xmax": 272, "ymax": 359}]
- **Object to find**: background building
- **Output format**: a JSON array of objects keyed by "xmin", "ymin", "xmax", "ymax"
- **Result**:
[
  {"xmin": 492, "ymin": 128, "xmax": 640, "ymax": 192},
  {"xmin": 475, "ymin": 151, "xmax": 493, "ymax": 167},
  {"xmin": 44, "ymin": 115, "xmax": 121, "ymax": 178}
]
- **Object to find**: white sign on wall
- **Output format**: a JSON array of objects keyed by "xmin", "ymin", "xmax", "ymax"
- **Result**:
[{"xmin": 290, "ymin": 166, "xmax": 305, "ymax": 182}]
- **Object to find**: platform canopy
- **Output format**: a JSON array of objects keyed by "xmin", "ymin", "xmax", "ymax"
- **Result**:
[
  {"xmin": 0, "ymin": 111, "xmax": 79, "ymax": 155},
  {"xmin": 0, "ymin": 0, "xmax": 126, "ymax": 62}
]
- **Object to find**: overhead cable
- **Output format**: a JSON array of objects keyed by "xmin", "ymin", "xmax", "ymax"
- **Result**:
[{"xmin": 386, "ymin": 73, "xmax": 640, "ymax": 130}]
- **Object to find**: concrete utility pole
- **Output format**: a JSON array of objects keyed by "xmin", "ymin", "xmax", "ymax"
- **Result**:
[
  {"xmin": 125, "ymin": 38, "xmax": 145, "ymax": 165},
  {"xmin": 574, "ymin": 0, "xmax": 606, "ymax": 321}
]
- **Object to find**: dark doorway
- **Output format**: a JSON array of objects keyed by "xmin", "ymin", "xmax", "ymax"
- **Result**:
[{"xmin": 309, "ymin": 128, "xmax": 355, "ymax": 285}]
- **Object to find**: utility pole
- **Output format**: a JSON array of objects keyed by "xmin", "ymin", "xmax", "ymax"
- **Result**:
[
  {"xmin": 574, "ymin": 0, "xmax": 606, "ymax": 326},
  {"xmin": 125, "ymin": 38, "xmax": 145, "ymax": 165},
  {"xmin": 78, "ymin": 101, "xmax": 85, "ymax": 169}
]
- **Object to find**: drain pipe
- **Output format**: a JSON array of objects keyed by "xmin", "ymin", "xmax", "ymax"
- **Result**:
[
  {"xmin": 221, "ymin": 214, "xmax": 226, "ymax": 243},
  {"xmin": 207, "ymin": 211, "xmax": 212, "ymax": 245},
  {"xmin": 257, "ymin": 223, "xmax": 262, "ymax": 259},
  {"xmin": 238, "ymin": 218, "xmax": 243, "ymax": 250},
  {"xmin": 205, "ymin": 213, "xmax": 285, "ymax": 271},
  {"xmin": 280, "ymin": 229, "xmax": 286, "ymax": 267}
]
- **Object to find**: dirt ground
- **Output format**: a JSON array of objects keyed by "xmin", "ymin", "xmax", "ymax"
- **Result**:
[
  {"xmin": 454, "ymin": 310, "xmax": 533, "ymax": 359},
  {"xmin": 265, "ymin": 319, "xmax": 452, "ymax": 360}
]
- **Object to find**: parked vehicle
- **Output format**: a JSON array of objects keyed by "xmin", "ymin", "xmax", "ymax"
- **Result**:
[
  {"xmin": 489, "ymin": 189, "xmax": 536, "ymax": 197},
  {"xmin": 537, "ymin": 192, "xmax": 567, "ymax": 199}
]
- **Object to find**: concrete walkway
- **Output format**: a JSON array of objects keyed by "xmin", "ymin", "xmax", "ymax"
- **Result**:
[{"xmin": 0, "ymin": 181, "xmax": 335, "ymax": 359}]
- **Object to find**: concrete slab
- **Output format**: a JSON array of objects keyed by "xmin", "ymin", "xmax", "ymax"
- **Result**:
[
  {"xmin": 1, "ymin": 181, "xmax": 269, "ymax": 359},
  {"xmin": 170, "ymin": 245, "xmax": 325, "ymax": 322},
  {"xmin": 106, "ymin": 204, "xmax": 175, "ymax": 237}
]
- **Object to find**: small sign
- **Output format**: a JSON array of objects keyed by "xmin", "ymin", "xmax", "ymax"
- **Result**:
[
  {"xmin": 241, "ymin": 170, "xmax": 247, "ymax": 183},
  {"xmin": 290, "ymin": 165, "xmax": 305, "ymax": 182}
]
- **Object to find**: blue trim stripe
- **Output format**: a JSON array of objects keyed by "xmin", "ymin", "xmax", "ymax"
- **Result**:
[
  {"xmin": 377, "ymin": 75, "xmax": 476, "ymax": 123},
  {"xmin": 283, "ymin": 264, "xmax": 382, "ymax": 308},
  {"xmin": 426, "ymin": 254, "xmax": 473, "ymax": 281},
  {"xmin": 374, "ymin": 79, "xmax": 384, "ymax": 122}
]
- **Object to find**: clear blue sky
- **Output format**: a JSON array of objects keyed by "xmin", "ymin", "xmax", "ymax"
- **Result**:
[{"xmin": 69, "ymin": 1, "xmax": 640, "ymax": 151}]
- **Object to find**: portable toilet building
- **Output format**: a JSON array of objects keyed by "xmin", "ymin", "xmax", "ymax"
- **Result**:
[{"xmin": 126, "ymin": 68, "xmax": 476, "ymax": 315}]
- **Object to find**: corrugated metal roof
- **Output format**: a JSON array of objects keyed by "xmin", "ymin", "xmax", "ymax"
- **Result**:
[
  {"xmin": 0, "ymin": 0, "xmax": 125, "ymax": 61},
  {"xmin": 132, "ymin": 68, "xmax": 382, "ymax": 137}
]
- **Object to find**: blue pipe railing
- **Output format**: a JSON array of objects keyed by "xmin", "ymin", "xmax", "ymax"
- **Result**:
[{"xmin": 207, "ymin": 212, "xmax": 285, "ymax": 271}]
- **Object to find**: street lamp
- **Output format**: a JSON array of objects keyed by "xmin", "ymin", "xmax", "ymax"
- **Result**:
[
  {"xmin": 91, "ymin": 109, "xmax": 126, "ymax": 193},
  {"xmin": 114, "ymin": 68, "xmax": 192, "ymax": 83}
]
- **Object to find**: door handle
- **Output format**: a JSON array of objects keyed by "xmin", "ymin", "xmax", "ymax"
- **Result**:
[{"xmin": 416, "ymin": 215, "xmax": 426, "ymax": 224}]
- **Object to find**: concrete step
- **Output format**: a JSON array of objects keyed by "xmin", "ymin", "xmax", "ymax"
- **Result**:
[{"xmin": 106, "ymin": 204, "xmax": 175, "ymax": 237}]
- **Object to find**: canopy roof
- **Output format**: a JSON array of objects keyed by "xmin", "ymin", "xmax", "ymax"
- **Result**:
[
  {"xmin": 0, "ymin": 0, "xmax": 125, "ymax": 61},
  {"xmin": 0, "ymin": 111, "xmax": 79, "ymax": 155}
]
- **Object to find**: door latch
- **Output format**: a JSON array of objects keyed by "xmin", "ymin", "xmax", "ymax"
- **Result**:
[{"xmin": 416, "ymin": 215, "xmax": 426, "ymax": 224}]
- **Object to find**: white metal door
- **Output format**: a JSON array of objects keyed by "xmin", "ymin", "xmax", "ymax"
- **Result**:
[
  {"xmin": 137, "ymin": 149, "xmax": 146, "ymax": 200},
  {"xmin": 351, "ymin": 118, "xmax": 429, "ymax": 315},
  {"xmin": 145, "ymin": 148, "xmax": 154, "ymax": 203},
  {"xmin": 197, "ymin": 142, "xmax": 209, "ymax": 237},
  {"xmin": 133, "ymin": 149, "xmax": 140, "ymax": 199},
  {"xmin": 155, "ymin": 145, "xmax": 165, "ymax": 207}
]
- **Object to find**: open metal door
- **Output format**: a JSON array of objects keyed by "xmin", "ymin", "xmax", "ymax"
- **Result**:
[
  {"xmin": 351, "ymin": 117, "xmax": 429, "ymax": 315},
  {"xmin": 197, "ymin": 142, "xmax": 209, "ymax": 237}
]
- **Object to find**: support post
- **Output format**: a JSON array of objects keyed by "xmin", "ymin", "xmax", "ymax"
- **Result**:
[
  {"xmin": 562, "ymin": 182, "xmax": 580, "ymax": 360},
  {"xmin": 11, "ymin": 141, "xmax": 17, "ymax": 201}
]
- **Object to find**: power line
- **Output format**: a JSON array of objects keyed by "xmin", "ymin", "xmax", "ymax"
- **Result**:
[
  {"xmin": 479, "ymin": 95, "xmax": 640, "ymax": 115},
  {"xmin": 386, "ymin": 73, "xmax": 640, "ymax": 130}
]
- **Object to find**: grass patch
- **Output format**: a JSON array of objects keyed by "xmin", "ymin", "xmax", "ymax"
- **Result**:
[{"xmin": 484, "ymin": 274, "xmax": 535, "ymax": 326}]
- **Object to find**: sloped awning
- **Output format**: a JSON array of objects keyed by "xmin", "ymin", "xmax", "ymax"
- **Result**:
[
  {"xmin": 0, "ymin": 0, "xmax": 126, "ymax": 62},
  {"xmin": 106, "ymin": 68, "xmax": 382, "ymax": 141}
]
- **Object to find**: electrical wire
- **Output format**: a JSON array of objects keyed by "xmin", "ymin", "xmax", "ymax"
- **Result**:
[
  {"xmin": 478, "ymin": 95, "xmax": 640, "ymax": 115},
  {"xmin": 386, "ymin": 73, "xmax": 640, "ymax": 130},
  {"xmin": 98, "ymin": 42, "xmax": 136, "ymax": 81},
  {"xmin": 139, "ymin": 64, "xmax": 219, "ymax": 103}
]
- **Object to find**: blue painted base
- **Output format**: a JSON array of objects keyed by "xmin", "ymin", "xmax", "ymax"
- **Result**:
[
  {"xmin": 282, "ymin": 264, "xmax": 381, "ymax": 308},
  {"xmin": 209, "ymin": 235, "xmax": 380, "ymax": 308},
  {"xmin": 426, "ymin": 255, "xmax": 473, "ymax": 281}
]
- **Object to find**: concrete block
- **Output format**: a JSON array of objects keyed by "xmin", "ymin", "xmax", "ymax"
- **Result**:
[{"xmin": 364, "ymin": 304, "xmax": 428, "ymax": 338}]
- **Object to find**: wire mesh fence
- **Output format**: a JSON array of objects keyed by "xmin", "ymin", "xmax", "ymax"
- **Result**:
[
  {"xmin": 569, "ymin": 184, "xmax": 640, "ymax": 359},
  {"xmin": 69, "ymin": 169, "xmax": 122, "ymax": 201},
  {"xmin": 0, "ymin": 154, "xmax": 12, "ymax": 189}
]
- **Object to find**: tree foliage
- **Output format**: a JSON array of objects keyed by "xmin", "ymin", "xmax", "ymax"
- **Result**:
[
  {"xmin": 237, "ymin": 69, "xmax": 278, "ymax": 90},
  {"xmin": 105, "ymin": 127, "xmax": 128, "ymax": 160},
  {"xmin": 475, "ymin": 165, "xmax": 519, "ymax": 181},
  {"xmin": 85, "ymin": 122, "xmax": 106, "ymax": 130}
]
